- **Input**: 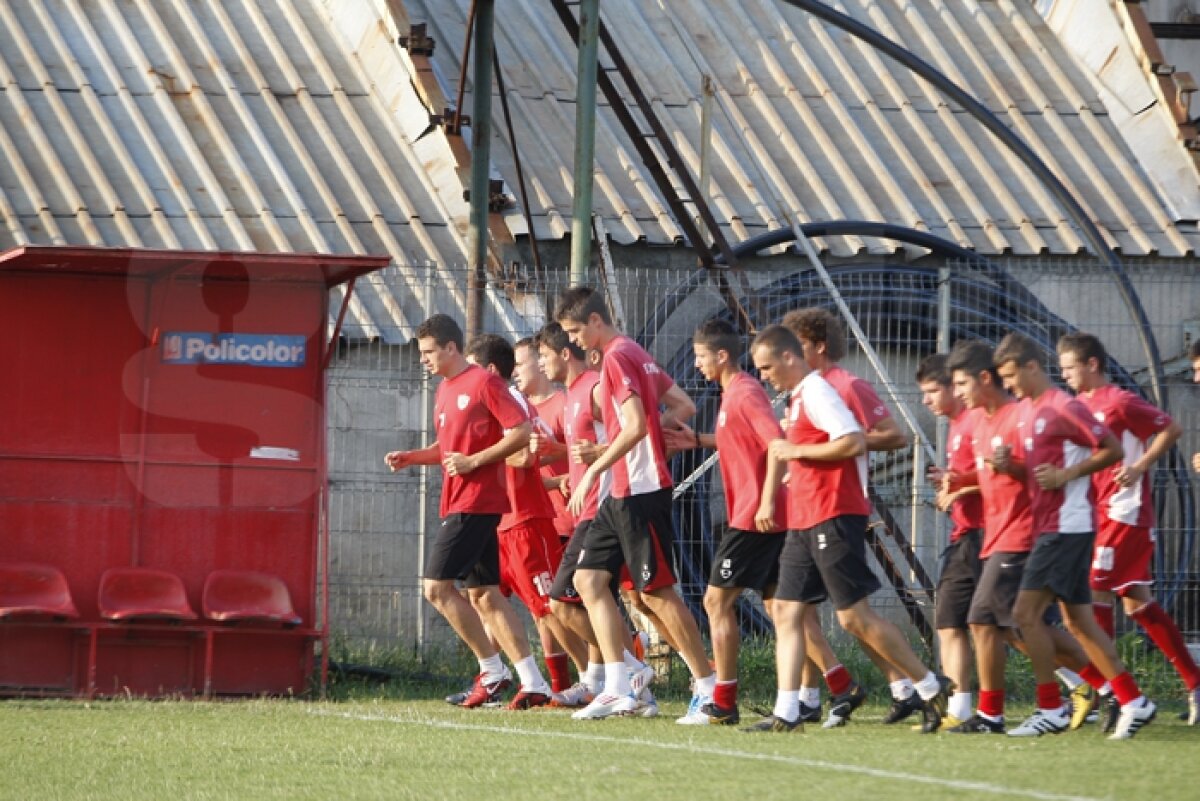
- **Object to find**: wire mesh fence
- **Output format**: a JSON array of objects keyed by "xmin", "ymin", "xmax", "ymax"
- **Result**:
[{"xmin": 326, "ymin": 255, "xmax": 1200, "ymax": 689}]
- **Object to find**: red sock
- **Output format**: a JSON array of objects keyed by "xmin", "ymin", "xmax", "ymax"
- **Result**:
[
  {"xmin": 1131, "ymin": 602, "xmax": 1200, "ymax": 690},
  {"xmin": 978, "ymin": 689, "xmax": 1005, "ymax": 718},
  {"xmin": 544, "ymin": 652, "xmax": 570, "ymax": 693},
  {"xmin": 824, "ymin": 664, "xmax": 852, "ymax": 696},
  {"xmin": 1078, "ymin": 662, "xmax": 1108, "ymax": 691},
  {"xmin": 1109, "ymin": 671, "xmax": 1141, "ymax": 706},
  {"xmin": 713, "ymin": 679, "xmax": 738, "ymax": 708},
  {"xmin": 1036, "ymin": 682, "xmax": 1061, "ymax": 711},
  {"xmin": 1093, "ymin": 602, "xmax": 1115, "ymax": 639}
]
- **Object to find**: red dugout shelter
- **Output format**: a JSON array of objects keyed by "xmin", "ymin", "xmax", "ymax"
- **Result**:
[{"xmin": 0, "ymin": 246, "xmax": 390, "ymax": 697}]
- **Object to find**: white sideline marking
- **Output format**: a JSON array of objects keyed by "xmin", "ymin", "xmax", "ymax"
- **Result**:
[{"xmin": 307, "ymin": 708, "xmax": 1104, "ymax": 801}]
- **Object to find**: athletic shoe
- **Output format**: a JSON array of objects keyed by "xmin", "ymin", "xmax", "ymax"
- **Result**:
[
  {"xmin": 1188, "ymin": 687, "xmax": 1200, "ymax": 726},
  {"xmin": 549, "ymin": 681, "xmax": 594, "ymax": 708},
  {"xmin": 823, "ymin": 682, "xmax": 868, "ymax": 729},
  {"xmin": 1068, "ymin": 683, "xmax": 1096, "ymax": 731},
  {"xmin": 919, "ymin": 675, "xmax": 955, "ymax": 734},
  {"xmin": 676, "ymin": 693, "xmax": 714, "ymax": 725},
  {"xmin": 1007, "ymin": 708, "xmax": 1069, "ymax": 737},
  {"xmin": 911, "ymin": 714, "xmax": 964, "ymax": 732},
  {"xmin": 507, "ymin": 689, "xmax": 552, "ymax": 710},
  {"xmin": 445, "ymin": 675, "xmax": 477, "ymax": 705},
  {"xmin": 1100, "ymin": 693, "xmax": 1120, "ymax": 734},
  {"xmin": 635, "ymin": 691, "xmax": 660, "ymax": 718},
  {"xmin": 741, "ymin": 714, "xmax": 803, "ymax": 732},
  {"xmin": 628, "ymin": 662, "xmax": 656, "ymax": 697},
  {"xmin": 946, "ymin": 713, "xmax": 1005, "ymax": 734},
  {"xmin": 1108, "ymin": 698, "xmax": 1156, "ymax": 740},
  {"xmin": 571, "ymin": 692, "xmax": 637, "ymax": 720},
  {"xmin": 882, "ymin": 692, "xmax": 923, "ymax": 724},
  {"xmin": 700, "ymin": 701, "xmax": 740, "ymax": 726},
  {"xmin": 458, "ymin": 670, "xmax": 513, "ymax": 708},
  {"xmin": 798, "ymin": 701, "xmax": 822, "ymax": 723}
]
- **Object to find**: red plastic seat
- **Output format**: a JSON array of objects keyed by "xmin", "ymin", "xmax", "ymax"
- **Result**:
[
  {"xmin": 0, "ymin": 562, "xmax": 80, "ymax": 620},
  {"xmin": 98, "ymin": 568, "xmax": 197, "ymax": 621},
  {"xmin": 202, "ymin": 570, "xmax": 301, "ymax": 627}
]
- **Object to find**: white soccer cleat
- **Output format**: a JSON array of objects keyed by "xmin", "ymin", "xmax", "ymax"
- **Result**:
[
  {"xmin": 571, "ymin": 692, "xmax": 638, "ymax": 720},
  {"xmin": 1007, "ymin": 708, "xmax": 1069, "ymax": 737},
  {"xmin": 1189, "ymin": 688, "xmax": 1200, "ymax": 727},
  {"xmin": 1108, "ymin": 698, "xmax": 1156, "ymax": 740},
  {"xmin": 675, "ymin": 693, "xmax": 713, "ymax": 725},
  {"xmin": 550, "ymin": 681, "xmax": 595, "ymax": 708},
  {"xmin": 636, "ymin": 688, "xmax": 660, "ymax": 718},
  {"xmin": 628, "ymin": 662, "xmax": 656, "ymax": 697}
]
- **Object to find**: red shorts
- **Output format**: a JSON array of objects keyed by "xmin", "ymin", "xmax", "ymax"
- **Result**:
[
  {"xmin": 498, "ymin": 518, "xmax": 564, "ymax": 618},
  {"xmin": 1090, "ymin": 520, "xmax": 1154, "ymax": 595}
]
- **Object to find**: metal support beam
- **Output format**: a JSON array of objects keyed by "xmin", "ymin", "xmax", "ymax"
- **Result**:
[
  {"xmin": 465, "ymin": 0, "xmax": 495, "ymax": 340},
  {"xmin": 569, "ymin": 0, "xmax": 600, "ymax": 286}
]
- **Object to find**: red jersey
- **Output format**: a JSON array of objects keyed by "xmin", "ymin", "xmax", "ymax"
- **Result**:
[
  {"xmin": 715, "ymin": 372, "xmax": 787, "ymax": 533},
  {"xmin": 433, "ymin": 364, "xmax": 527, "ymax": 517},
  {"xmin": 946, "ymin": 405, "xmax": 985, "ymax": 540},
  {"xmin": 597, "ymin": 336, "xmax": 674, "ymax": 498},
  {"xmin": 533, "ymin": 390, "xmax": 574, "ymax": 536},
  {"xmin": 499, "ymin": 388, "xmax": 557, "ymax": 531},
  {"xmin": 785, "ymin": 372, "xmax": 868, "ymax": 529},
  {"xmin": 971, "ymin": 399, "xmax": 1033, "ymax": 557},
  {"xmin": 1079, "ymin": 384, "xmax": 1170, "ymax": 528},
  {"xmin": 821, "ymin": 364, "xmax": 892, "ymax": 433},
  {"xmin": 1018, "ymin": 388, "xmax": 1110, "ymax": 536},
  {"xmin": 563, "ymin": 370, "xmax": 609, "ymax": 522}
]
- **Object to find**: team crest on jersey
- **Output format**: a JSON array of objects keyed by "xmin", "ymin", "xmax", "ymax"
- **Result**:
[
  {"xmin": 457, "ymin": 394, "xmax": 470, "ymax": 410},
  {"xmin": 1094, "ymin": 411, "xmax": 1106, "ymax": 422},
  {"xmin": 873, "ymin": 405, "xmax": 885, "ymax": 417},
  {"xmin": 623, "ymin": 377, "xmax": 632, "ymax": 386},
  {"xmin": 991, "ymin": 435, "xmax": 1003, "ymax": 449},
  {"xmin": 1025, "ymin": 437, "xmax": 1034, "ymax": 452},
  {"xmin": 719, "ymin": 558, "xmax": 733, "ymax": 580},
  {"xmin": 1035, "ymin": 418, "xmax": 1046, "ymax": 435},
  {"xmin": 718, "ymin": 411, "xmax": 727, "ymax": 428}
]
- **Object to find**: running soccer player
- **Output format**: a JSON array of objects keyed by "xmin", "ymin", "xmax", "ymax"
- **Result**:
[
  {"xmin": 385, "ymin": 314, "xmax": 551, "ymax": 709},
  {"xmin": 1057, "ymin": 332, "xmax": 1199, "ymax": 727},
  {"xmin": 554, "ymin": 287, "xmax": 716, "ymax": 722},
  {"xmin": 743, "ymin": 325, "xmax": 951, "ymax": 733},
  {"xmin": 995, "ymin": 332, "xmax": 1155, "ymax": 740}
]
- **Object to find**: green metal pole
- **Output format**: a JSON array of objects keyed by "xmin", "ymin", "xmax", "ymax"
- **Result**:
[
  {"xmin": 466, "ymin": 0, "xmax": 495, "ymax": 339},
  {"xmin": 569, "ymin": 0, "xmax": 600, "ymax": 286}
]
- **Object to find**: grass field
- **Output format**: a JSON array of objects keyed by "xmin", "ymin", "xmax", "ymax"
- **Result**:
[{"xmin": 1, "ymin": 695, "xmax": 1194, "ymax": 801}]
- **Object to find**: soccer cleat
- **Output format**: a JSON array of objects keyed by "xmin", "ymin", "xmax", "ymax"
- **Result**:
[
  {"xmin": 445, "ymin": 674, "xmax": 478, "ymax": 705},
  {"xmin": 458, "ymin": 670, "xmax": 513, "ymax": 708},
  {"xmin": 628, "ymin": 662, "xmax": 656, "ymax": 698},
  {"xmin": 823, "ymin": 682, "xmax": 868, "ymax": 729},
  {"xmin": 946, "ymin": 713, "xmax": 1005, "ymax": 734},
  {"xmin": 919, "ymin": 676, "xmax": 955, "ymax": 734},
  {"xmin": 549, "ymin": 681, "xmax": 595, "ymax": 708},
  {"xmin": 700, "ymin": 701, "xmax": 740, "ymax": 726},
  {"xmin": 1068, "ymin": 683, "xmax": 1096, "ymax": 731},
  {"xmin": 882, "ymin": 692, "xmax": 924, "ymax": 724},
  {"xmin": 506, "ymin": 689, "xmax": 552, "ymax": 710},
  {"xmin": 1007, "ymin": 708, "xmax": 1069, "ymax": 737},
  {"xmin": 635, "ymin": 691, "xmax": 660, "ymax": 718},
  {"xmin": 798, "ymin": 701, "xmax": 822, "ymax": 723},
  {"xmin": 676, "ymin": 693, "xmax": 714, "ymax": 725},
  {"xmin": 1100, "ymin": 694, "xmax": 1121, "ymax": 734},
  {"xmin": 912, "ymin": 714, "xmax": 964, "ymax": 732},
  {"xmin": 571, "ymin": 692, "xmax": 638, "ymax": 720},
  {"xmin": 1108, "ymin": 698, "xmax": 1156, "ymax": 740},
  {"xmin": 1188, "ymin": 687, "xmax": 1200, "ymax": 726},
  {"xmin": 741, "ymin": 714, "xmax": 803, "ymax": 733}
]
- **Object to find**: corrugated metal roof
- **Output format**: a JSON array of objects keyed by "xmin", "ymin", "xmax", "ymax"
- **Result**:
[{"xmin": 405, "ymin": 0, "xmax": 1199, "ymax": 258}]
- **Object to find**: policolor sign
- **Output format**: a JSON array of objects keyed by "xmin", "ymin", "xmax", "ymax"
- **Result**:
[{"xmin": 161, "ymin": 332, "xmax": 307, "ymax": 368}]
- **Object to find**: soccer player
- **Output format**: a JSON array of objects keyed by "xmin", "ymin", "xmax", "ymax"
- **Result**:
[
  {"xmin": 744, "ymin": 325, "xmax": 951, "ymax": 733},
  {"xmin": 995, "ymin": 332, "xmax": 1155, "ymax": 740},
  {"xmin": 782, "ymin": 307, "xmax": 911, "ymax": 726},
  {"xmin": 384, "ymin": 314, "xmax": 551, "ymax": 709},
  {"xmin": 554, "ymin": 287, "xmax": 716, "ymax": 722},
  {"xmin": 662, "ymin": 318, "xmax": 790, "ymax": 725},
  {"xmin": 916, "ymin": 353, "xmax": 984, "ymax": 727},
  {"xmin": 1057, "ymin": 332, "xmax": 1199, "ymax": 726}
]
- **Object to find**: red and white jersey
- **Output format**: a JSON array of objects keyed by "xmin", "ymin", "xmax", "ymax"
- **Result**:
[
  {"xmin": 1019, "ymin": 387, "xmax": 1110, "ymax": 536},
  {"xmin": 563, "ymin": 370, "xmax": 609, "ymax": 522},
  {"xmin": 715, "ymin": 372, "xmax": 787, "ymax": 533},
  {"xmin": 970, "ymin": 401, "xmax": 1033, "ymax": 557},
  {"xmin": 821, "ymin": 364, "xmax": 892, "ymax": 433},
  {"xmin": 947, "ymin": 405, "xmax": 986, "ymax": 541},
  {"xmin": 1079, "ymin": 384, "xmax": 1171, "ymax": 528},
  {"xmin": 533, "ymin": 390, "xmax": 574, "ymax": 536},
  {"xmin": 785, "ymin": 372, "xmax": 868, "ymax": 529},
  {"xmin": 500, "ymin": 388, "xmax": 557, "ymax": 531},
  {"xmin": 433, "ymin": 364, "xmax": 527, "ymax": 517},
  {"xmin": 597, "ymin": 336, "xmax": 675, "ymax": 498}
]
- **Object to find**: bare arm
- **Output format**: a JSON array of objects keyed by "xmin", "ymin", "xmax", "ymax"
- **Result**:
[
  {"xmin": 866, "ymin": 416, "xmax": 909, "ymax": 453},
  {"xmin": 385, "ymin": 442, "xmax": 440, "ymax": 470},
  {"xmin": 1115, "ymin": 420, "xmax": 1181, "ymax": 488},
  {"xmin": 755, "ymin": 448, "xmax": 787, "ymax": 532},
  {"xmin": 1033, "ymin": 431, "xmax": 1123, "ymax": 490},
  {"xmin": 660, "ymin": 383, "xmax": 697, "ymax": 430},
  {"xmin": 769, "ymin": 431, "xmax": 866, "ymax": 463},
  {"xmin": 443, "ymin": 422, "xmax": 531, "ymax": 477},
  {"xmin": 568, "ymin": 395, "xmax": 646, "ymax": 515}
]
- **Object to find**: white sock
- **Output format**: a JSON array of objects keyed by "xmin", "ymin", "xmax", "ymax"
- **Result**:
[
  {"xmin": 1099, "ymin": 682, "xmax": 1112, "ymax": 696},
  {"xmin": 773, "ymin": 689, "xmax": 801, "ymax": 722},
  {"xmin": 949, "ymin": 692, "xmax": 973, "ymax": 721},
  {"xmin": 694, "ymin": 672, "xmax": 717, "ymax": 699},
  {"xmin": 799, "ymin": 686, "xmax": 821, "ymax": 707},
  {"xmin": 514, "ymin": 655, "xmax": 549, "ymax": 693},
  {"xmin": 890, "ymin": 677, "xmax": 916, "ymax": 700},
  {"xmin": 583, "ymin": 662, "xmax": 605, "ymax": 694},
  {"xmin": 604, "ymin": 662, "xmax": 631, "ymax": 696},
  {"xmin": 1056, "ymin": 668, "xmax": 1083, "ymax": 690},
  {"xmin": 623, "ymin": 649, "xmax": 646, "ymax": 671},
  {"xmin": 914, "ymin": 672, "xmax": 942, "ymax": 701},
  {"xmin": 479, "ymin": 653, "xmax": 505, "ymax": 682}
]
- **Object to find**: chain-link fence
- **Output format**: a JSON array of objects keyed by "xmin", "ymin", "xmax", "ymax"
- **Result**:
[{"xmin": 326, "ymin": 256, "xmax": 1200, "ymax": 685}]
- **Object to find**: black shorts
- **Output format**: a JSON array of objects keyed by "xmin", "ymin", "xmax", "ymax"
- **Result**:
[
  {"xmin": 967, "ymin": 551, "xmax": 1028, "ymax": 628},
  {"xmin": 423, "ymin": 513, "xmax": 501, "ymax": 587},
  {"xmin": 577, "ymin": 489, "xmax": 678, "ymax": 592},
  {"xmin": 775, "ymin": 515, "xmax": 877, "ymax": 609},
  {"xmin": 708, "ymin": 527, "xmax": 785, "ymax": 594},
  {"xmin": 1021, "ymin": 531, "xmax": 1095, "ymax": 606},
  {"xmin": 934, "ymin": 528, "xmax": 983, "ymax": 630}
]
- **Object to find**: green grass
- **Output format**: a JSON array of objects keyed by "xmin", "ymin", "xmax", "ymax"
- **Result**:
[{"xmin": 1, "ymin": 696, "xmax": 1194, "ymax": 801}]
